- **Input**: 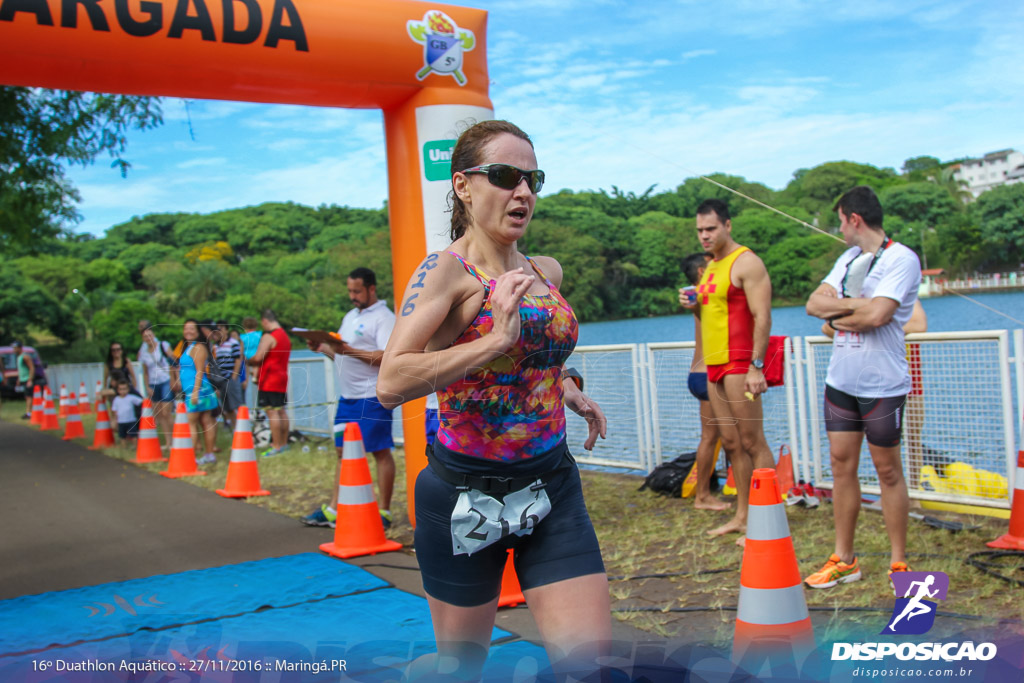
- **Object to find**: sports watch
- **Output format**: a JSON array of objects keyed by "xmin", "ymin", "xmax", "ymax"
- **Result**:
[{"xmin": 751, "ymin": 358, "xmax": 764, "ymax": 371}]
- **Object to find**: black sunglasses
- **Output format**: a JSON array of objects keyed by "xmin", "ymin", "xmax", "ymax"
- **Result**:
[{"xmin": 460, "ymin": 164, "xmax": 545, "ymax": 194}]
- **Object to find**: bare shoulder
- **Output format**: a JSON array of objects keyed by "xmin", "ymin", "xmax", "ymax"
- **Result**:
[
  {"xmin": 528, "ymin": 254, "xmax": 564, "ymax": 288},
  {"xmin": 735, "ymin": 247, "xmax": 769, "ymax": 281}
]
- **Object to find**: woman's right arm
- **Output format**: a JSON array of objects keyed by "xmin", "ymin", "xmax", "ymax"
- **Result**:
[{"xmin": 377, "ymin": 252, "xmax": 535, "ymax": 410}]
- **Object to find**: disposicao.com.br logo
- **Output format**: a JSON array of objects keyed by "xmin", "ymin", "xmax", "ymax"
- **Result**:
[{"xmin": 831, "ymin": 571, "xmax": 997, "ymax": 662}]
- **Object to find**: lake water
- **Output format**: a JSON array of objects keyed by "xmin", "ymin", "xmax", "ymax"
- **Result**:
[{"xmin": 576, "ymin": 291, "xmax": 1024, "ymax": 346}]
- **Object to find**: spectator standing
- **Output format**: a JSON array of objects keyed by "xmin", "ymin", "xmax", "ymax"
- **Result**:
[
  {"xmin": 678, "ymin": 253, "xmax": 728, "ymax": 511},
  {"xmin": 804, "ymin": 185, "xmax": 922, "ymax": 589},
  {"xmin": 302, "ymin": 267, "xmax": 397, "ymax": 530},
  {"xmin": 102, "ymin": 341, "xmax": 139, "ymax": 402},
  {"xmin": 683, "ymin": 199, "xmax": 776, "ymax": 539},
  {"xmin": 110, "ymin": 380, "xmax": 143, "ymax": 445},
  {"xmin": 179, "ymin": 319, "xmax": 220, "ymax": 464},
  {"xmin": 137, "ymin": 323, "xmax": 177, "ymax": 452},
  {"xmin": 12, "ymin": 341, "xmax": 43, "ymax": 419},
  {"xmin": 247, "ymin": 309, "xmax": 291, "ymax": 456},
  {"xmin": 213, "ymin": 321, "xmax": 244, "ymax": 431},
  {"xmin": 239, "ymin": 316, "xmax": 262, "ymax": 407}
]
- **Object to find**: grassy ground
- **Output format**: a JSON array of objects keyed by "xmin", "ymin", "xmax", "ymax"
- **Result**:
[{"xmin": 6, "ymin": 400, "xmax": 1022, "ymax": 649}]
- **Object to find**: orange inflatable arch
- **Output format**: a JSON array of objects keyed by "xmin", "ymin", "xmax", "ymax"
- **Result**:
[{"xmin": 0, "ymin": 0, "xmax": 495, "ymax": 519}]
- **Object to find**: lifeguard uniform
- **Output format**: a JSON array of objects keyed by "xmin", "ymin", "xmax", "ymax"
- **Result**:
[{"xmin": 699, "ymin": 246, "xmax": 754, "ymax": 383}]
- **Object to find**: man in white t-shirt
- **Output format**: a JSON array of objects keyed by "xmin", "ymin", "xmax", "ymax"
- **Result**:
[
  {"xmin": 804, "ymin": 185, "xmax": 922, "ymax": 591},
  {"xmin": 302, "ymin": 267, "xmax": 397, "ymax": 530}
]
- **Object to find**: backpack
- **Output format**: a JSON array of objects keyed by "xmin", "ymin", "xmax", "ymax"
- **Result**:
[{"xmin": 638, "ymin": 452, "xmax": 697, "ymax": 497}]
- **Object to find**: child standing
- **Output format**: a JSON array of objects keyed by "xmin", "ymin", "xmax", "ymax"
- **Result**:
[{"xmin": 111, "ymin": 381, "xmax": 143, "ymax": 445}]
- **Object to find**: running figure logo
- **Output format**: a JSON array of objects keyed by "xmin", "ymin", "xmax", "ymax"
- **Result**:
[
  {"xmin": 884, "ymin": 571, "xmax": 949, "ymax": 635},
  {"xmin": 407, "ymin": 10, "xmax": 476, "ymax": 85}
]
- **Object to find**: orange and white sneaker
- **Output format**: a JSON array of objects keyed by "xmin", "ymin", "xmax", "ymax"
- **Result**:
[
  {"xmin": 804, "ymin": 553, "xmax": 862, "ymax": 589},
  {"xmin": 888, "ymin": 561, "xmax": 912, "ymax": 594}
]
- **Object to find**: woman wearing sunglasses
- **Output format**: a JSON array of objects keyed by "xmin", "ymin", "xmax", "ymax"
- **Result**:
[
  {"xmin": 101, "ymin": 341, "xmax": 139, "ymax": 402},
  {"xmin": 378, "ymin": 120, "xmax": 610, "ymax": 680}
]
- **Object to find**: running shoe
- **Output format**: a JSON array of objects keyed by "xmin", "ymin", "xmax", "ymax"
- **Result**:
[
  {"xmin": 301, "ymin": 505, "xmax": 336, "ymax": 528},
  {"xmin": 804, "ymin": 553, "xmax": 862, "ymax": 589},
  {"xmin": 380, "ymin": 509, "xmax": 393, "ymax": 530},
  {"xmin": 197, "ymin": 453, "xmax": 217, "ymax": 465},
  {"xmin": 21, "ymin": 412, "xmax": 31, "ymax": 420},
  {"xmin": 261, "ymin": 446, "xmax": 283, "ymax": 457},
  {"xmin": 888, "ymin": 561, "xmax": 912, "ymax": 594}
]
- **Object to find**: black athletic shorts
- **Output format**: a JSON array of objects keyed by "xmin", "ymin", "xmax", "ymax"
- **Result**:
[
  {"xmin": 257, "ymin": 390, "xmax": 286, "ymax": 409},
  {"xmin": 414, "ymin": 459, "xmax": 605, "ymax": 607},
  {"xmin": 824, "ymin": 384, "xmax": 906, "ymax": 448}
]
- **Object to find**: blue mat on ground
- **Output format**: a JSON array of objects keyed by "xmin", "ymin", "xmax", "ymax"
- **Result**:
[
  {"xmin": 0, "ymin": 587, "xmax": 548, "ymax": 681},
  {"xmin": 0, "ymin": 553, "xmax": 388, "ymax": 655}
]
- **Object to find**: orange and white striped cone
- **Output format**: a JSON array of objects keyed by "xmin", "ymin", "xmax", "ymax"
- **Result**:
[
  {"xmin": 776, "ymin": 445, "xmax": 796, "ymax": 500},
  {"xmin": 723, "ymin": 466, "xmax": 737, "ymax": 496},
  {"xmin": 30, "ymin": 385, "xmax": 43, "ymax": 426},
  {"xmin": 78, "ymin": 382, "xmax": 92, "ymax": 414},
  {"xmin": 733, "ymin": 468, "xmax": 815, "ymax": 676},
  {"xmin": 497, "ymin": 549, "xmax": 525, "ymax": 608},
  {"xmin": 58, "ymin": 384, "xmax": 69, "ymax": 418},
  {"xmin": 94, "ymin": 380, "xmax": 103, "ymax": 404},
  {"xmin": 89, "ymin": 401, "xmax": 116, "ymax": 449},
  {"xmin": 61, "ymin": 393, "xmax": 86, "ymax": 440},
  {"xmin": 216, "ymin": 406, "xmax": 270, "ymax": 498},
  {"xmin": 320, "ymin": 422, "xmax": 402, "ymax": 559},
  {"xmin": 161, "ymin": 402, "xmax": 205, "ymax": 478},
  {"xmin": 988, "ymin": 449, "xmax": 1024, "ymax": 550},
  {"xmin": 135, "ymin": 399, "xmax": 165, "ymax": 463},
  {"xmin": 40, "ymin": 387, "xmax": 59, "ymax": 431}
]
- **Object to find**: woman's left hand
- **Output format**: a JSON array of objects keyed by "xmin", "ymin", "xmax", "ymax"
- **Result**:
[{"xmin": 563, "ymin": 379, "xmax": 607, "ymax": 451}]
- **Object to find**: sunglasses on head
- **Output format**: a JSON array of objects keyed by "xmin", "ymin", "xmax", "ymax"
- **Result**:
[{"xmin": 460, "ymin": 164, "xmax": 545, "ymax": 194}]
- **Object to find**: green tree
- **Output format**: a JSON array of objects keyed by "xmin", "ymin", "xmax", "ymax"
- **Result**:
[
  {"xmin": 0, "ymin": 262, "xmax": 77, "ymax": 342},
  {"xmin": 90, "ymin": 298, "xmax": 160, "ymax": 352},
  {"xmin": 901, "ymin": 155, "xmax": 941, "ymax": 181},
  {"xmin": 972, "ymin": 184, "xmax": 1024, "ymax": 269},
  {"xmin": 0, "ymin": 87, "xmax": 162, "ymax": 252},
  {"xmin": 880, "ymin": 182, "xmax": 959, "ymax": 228}
]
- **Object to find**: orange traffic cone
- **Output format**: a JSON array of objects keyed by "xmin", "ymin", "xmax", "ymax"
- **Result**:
[
  {"xmin": 61, "ymin": 393, "xmax": 86, "ymax": 440},
  {"xmin": 497, "ymin": 549, "xmax": 525, "ymax": 608},
  {"xmin": 988, "ymin": 449, "xmax": 1024, "ymax": 550},
  {"xmin": 320, "ymin": 422, "xmax": 402, "ymax": 559},
  {"xmin": 89, "ymin": 400, "xmax": 116, "ymax": 449},
  {"xmin": 135, "ymin": 399, "xmax": 165, "ymax": 463},
  {"xmin": 723, "ymin": 466, "xmax": 737, "ymax": 496},
  {"xmin": 733, "ymin": 468, "xmax": 814, "ymax": 676},
  {"xmin": 217, "ymin": 406, "xmax": 269, "ymax": 498},
  {"xmin": 78, "ymin": 382, "xmax": 92, "ymax": 414},
  {"xmin": 40, "ymin": 387, "xmax": 59, "ymax": 431},
  {"xmin": 58, "ymin": 384, "xmax": 69, "ymax": 418},
  {"xmin": 161, "ymin": 403, "xmax": 205, "ymax": 478},
  {"xmin": 30, "ymin": 385, "xmax": 43, "ymax": 426},
  {"xmin": 776, "ymin": 445, "xmax": 796, "ymax": 500}
]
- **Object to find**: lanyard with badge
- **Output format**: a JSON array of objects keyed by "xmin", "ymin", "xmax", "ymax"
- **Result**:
[{"xmin": 841, "ymin": 237, "xmax": 892, "ymax": 298}]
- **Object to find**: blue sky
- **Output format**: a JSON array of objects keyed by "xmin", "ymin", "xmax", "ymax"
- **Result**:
[{"xmin": 67, "ymin": 0, "xmax": 1023, "ymax": 238}]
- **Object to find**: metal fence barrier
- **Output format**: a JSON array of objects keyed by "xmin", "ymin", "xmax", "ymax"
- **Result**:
[{"xmin": 41, "ymin": 329, "xmax": 1022, "ymax": 510}]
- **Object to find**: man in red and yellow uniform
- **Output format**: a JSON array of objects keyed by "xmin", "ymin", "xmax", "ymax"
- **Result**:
[{"xmin": 683, "ymin": 199, "xmax": 775, "ymax": 539}]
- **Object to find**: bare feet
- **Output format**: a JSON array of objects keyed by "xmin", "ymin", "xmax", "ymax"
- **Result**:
[
  {"xmin": 706, "ymin": 518, "xmax": 746, "ymax": 537},
  {"xmin": 694, "ymin": 496, "xmax": 731, "ymax": 512}
]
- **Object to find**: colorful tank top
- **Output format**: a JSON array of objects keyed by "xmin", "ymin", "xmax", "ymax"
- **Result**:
[
  {"xmin": 699, "ymin": 245, "xmax": 754, "ymax": 365},
  {"xmin": 437, "ymin": 252, "xmax": 579, "ymax": 463}
]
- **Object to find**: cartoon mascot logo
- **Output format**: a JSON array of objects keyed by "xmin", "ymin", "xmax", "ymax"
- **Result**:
[{"xmin": 407, "ymin": 10, "xmax": 475, "ymax": 85}]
